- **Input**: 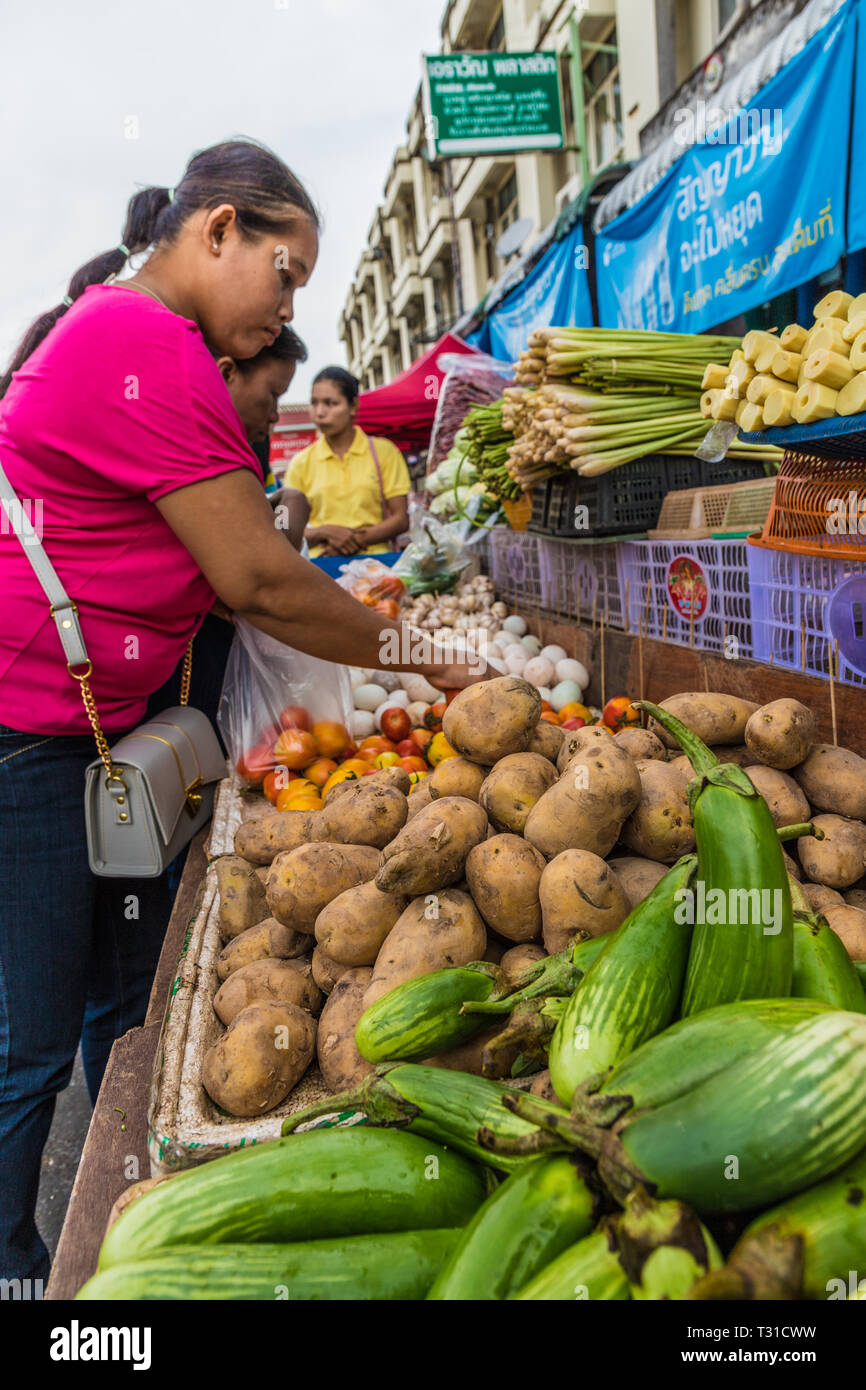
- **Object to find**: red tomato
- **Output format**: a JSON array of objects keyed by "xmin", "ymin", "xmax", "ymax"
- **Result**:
[
  {"xmin": 279, "ymin": 705, "xmax": 313, "ymax": 732},
  {"xmin": 272, "ymin": 729, "xmax": 318, "ymax": 770},
  {"xmin": 359, "ymin": 736, "xmax": 398, "ymax": 755},
  {"xmin": 262, "ymin": 767, "xmax": 295, "ymax": 803},
  {"xmin": 561, "ymin": 716, "xmax": 587, "ymax": 731},
  {"xmin": 373, "ymin": 599, "xmax": 400, "ymax": 620},
  {"xmin": 539, "ymin": 711, "xmax": 562, "ymax": 726},
  {"xmin": 258, "ymin": 722, "xmax": 282, "ymax": 748},
  {"xmin": 424, "ymin": 703, "xmax": 447, "ymax": 730},
  {"xmin": 602, "ymin": 697, "xmax": 640, "ymax": 731},
  {"xmin": 398, "ymin": 755, "xmax": 428, "ymax": 774},
  {"xmin": 443, "ymin": 689, "xmax": 460, "ymax": 707},
  {"xmin": 313, "ymin": 721, "xmax": 351, "ymax": 759},
  {"xmin": 540, "ymin": 701, "xmax": 553, "ymax": 713},
  {"xmin": 410, "ymin": 728, "xmax": 433, "ymax": 755},
  {"xmin": 236, "ymin": 743, "xmax": 276, "ymax": 784},
  {"xmin": 395, "ymin": 739, "xmax": 418, "ymax": 758},
  {"xmin": 380, "ymin": 707, "xmax": 411, "ymax": 742}
]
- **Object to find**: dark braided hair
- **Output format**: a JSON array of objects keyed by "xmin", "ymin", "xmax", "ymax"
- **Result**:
[{"xmin": 0, "ymin": 138, "xmax": 319, "ymax": 399}]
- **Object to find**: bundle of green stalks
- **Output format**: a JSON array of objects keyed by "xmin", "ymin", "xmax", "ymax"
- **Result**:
[{"xmin": 460, "ymin": 400, "xmax": 523, "ymax": 501}]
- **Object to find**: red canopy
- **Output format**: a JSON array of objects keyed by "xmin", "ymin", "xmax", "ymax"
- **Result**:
[{"xmin": 355, "ymin": 332, "xmax": 481, "ymax": 453}]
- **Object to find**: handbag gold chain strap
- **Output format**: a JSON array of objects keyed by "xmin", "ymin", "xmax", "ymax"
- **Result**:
[{"xmin": 69, "ymin": 639, "xmax": 194, "ymax": 782}]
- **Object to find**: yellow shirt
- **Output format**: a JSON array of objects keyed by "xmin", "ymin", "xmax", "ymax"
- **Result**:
[{"xmin": 286, "ymin": 428, "xmax": 410, "ymax": 557}]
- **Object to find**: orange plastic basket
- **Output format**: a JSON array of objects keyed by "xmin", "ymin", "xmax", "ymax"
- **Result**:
[
  {"xmin": 503, "ymin": 494, "xmax": 533, "ymax": 531},
  {"xmin": 759, "ymin": 451, "xmax": 866, "ymax": 557}
]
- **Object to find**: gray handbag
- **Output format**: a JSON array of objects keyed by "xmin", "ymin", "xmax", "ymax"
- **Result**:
[{"xmin": 1, "ymin": 458, "xmax": 225, "ymax": 877}]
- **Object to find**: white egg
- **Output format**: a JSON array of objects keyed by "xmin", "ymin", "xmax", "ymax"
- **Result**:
[
  {"xmin": 349, "ymin": 668, "xmax": 367, "ymax": 690},
  {"xmin": 550, "ymin": 679, "xmax": 583, "ymax": 712},
  {"xmin": 406, "ymin": 700, "xmax": 431, "ymax": 727},
  {"xmin": 349, "ymin": 709, "xmax": 376, "ymax": 739},
  {"xmin": 523, "ymin": 657, "xmax": 556, "ymax": 688},
  {"xmin": 375, "ymin": 670, "xmax": 402, "ymax": 693},
  {"xmin": 502, "ymin": 614, "xmax": 528, "ymax": 636},
  {"xmin": 502, "ymin": 643, "xmax": 528, "ymax": 669},
  {"xmin": 505, "ymin": 653, "xmax": 528, "ymax": 675},
  {"xmin": 540, "ymin": 645, "xmax": 568, "ymax": 665},
  {"xmin": 401, "ymin": 673, "xmax": 441, "ymax": 704},
  {"xmin": 537, "ymin": 687, "xmax": 553, "ymax": 703},
  {"xmin": 521, "ymin": 634, "xmax": 542, "ymax": 655},
  {"xmin": 555, "ymin": 659, "xmax": 590, "ymax": 689},
  {"xmin": 486, "ymin": 654, "xmax": 508, "ymax": 675},
  {"xmin": 353, "ymin": 683, "xmax": 388, "ymax": 712}
]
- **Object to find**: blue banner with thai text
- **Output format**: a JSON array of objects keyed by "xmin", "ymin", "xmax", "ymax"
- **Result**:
[
  {"xmin": 468, "ymin": 223, "xmax": 593, "ymax": 360},
  {"xmin": 595, "ymin": 0, "xmax": 855, "ymax": 333},
  {"xmin": 846, "ymin": 0, "xmax": 866, "ymax": 250}
]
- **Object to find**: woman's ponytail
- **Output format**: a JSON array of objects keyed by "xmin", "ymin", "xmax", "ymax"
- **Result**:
[{"xmin": 0, "ymin": 185, "xmax": 174, "ymax": 399}]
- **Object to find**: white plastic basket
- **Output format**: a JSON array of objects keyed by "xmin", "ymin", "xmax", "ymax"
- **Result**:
[
  {"xmin": 618, "ymin": 538, "xmax": 752, "ymax": 658},
  {"xmin": 488, "ymin": 528, "xmax": 544, "ymax": 607},
  {"xmin": 747, "ymin": 541, "xmax": 866, "ymax": 688},
  {"xmin": 540, "ymin": 538, "xmax": 626, "ymax": 628}
]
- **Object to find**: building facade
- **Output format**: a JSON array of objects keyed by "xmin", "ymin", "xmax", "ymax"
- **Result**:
[{"xmin": 340, "ymin": 0, "xmax": 778, "ymax": 387}]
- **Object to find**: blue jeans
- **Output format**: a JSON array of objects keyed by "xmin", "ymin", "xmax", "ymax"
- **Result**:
[{"xmin": 0, "ymin": 724, "xmax": 174, "ymax": 1282}]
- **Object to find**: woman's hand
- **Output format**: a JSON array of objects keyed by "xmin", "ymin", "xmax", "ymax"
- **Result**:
[
  {"xmin": 316, "ymin": 525, "xmax": 359, "ymax": 553},
  {"xmin": 428, "ymin": 660, "xmax": 490, "ymax": 692}
]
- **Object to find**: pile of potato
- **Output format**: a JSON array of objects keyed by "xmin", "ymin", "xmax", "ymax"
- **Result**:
[{"xmin": 202, "ymin": 679, "xmax": 866, "ymax": 1118}]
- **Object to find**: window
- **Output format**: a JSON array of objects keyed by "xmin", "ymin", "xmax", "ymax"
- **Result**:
[
  {"xmin": 718, "ymin": 0, "xmax": 739, "ymax": 32},
  {"xmin": 584, "ymin": 30, "xmax": 623, "ymax": 174},
  {"xmin": 488, "ymin": 8, "xmax": 505, "ymax": 52}
]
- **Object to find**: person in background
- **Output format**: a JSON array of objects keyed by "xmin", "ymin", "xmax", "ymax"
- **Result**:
[{"xmin": 287, "ymin": 365, "xmax": 409, "ymax": 557}]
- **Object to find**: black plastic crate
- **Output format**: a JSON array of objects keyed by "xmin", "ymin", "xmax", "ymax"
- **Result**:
[
  {"xmin": 541, "ymin": 454, "xmax": 769, "ymax": 539},
  {"xmin": 526, "ymin": 483, "xmax": 551, "ymax": 534}
]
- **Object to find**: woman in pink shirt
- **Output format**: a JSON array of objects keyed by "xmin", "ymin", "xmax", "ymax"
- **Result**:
[{"xmin": 0, "ymin": 138, "xmax": 478, "ymax": 1284}]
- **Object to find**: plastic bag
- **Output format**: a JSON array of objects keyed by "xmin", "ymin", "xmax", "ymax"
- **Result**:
[
  {"xmin": 427, "ymin": 353, "xmax": 515, "ymax": 472},
  {"xmin": 217, "ymin": 617, "xmax": 354, "ymax": 782},
  {"xmin": 335, "ymin": 557, "xmax": 408, "ymax": 609},
  {"xmin": 392, "ymin": 505, "xmax": 476, "ymax": 595}
]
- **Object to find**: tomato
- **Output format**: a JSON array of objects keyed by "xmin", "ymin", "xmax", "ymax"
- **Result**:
[
  {"xmin": 559, "ymin": 702, "xmax": 592, "ymax": 724},
  {"xmin": 410, "ymin": 728, "xmax": 433, "ymax": 755},
  {"xmin": 355, "ymin": 748, "xmax": 381, "ymax": 765},
  {"xmin": 279, "ymin": 705, "xmax": 313, "ymax": 732},
  {"xmin": 398, "ymin": 755, "xmax": 428, "ymax": 774},
  {"xmin": 236, "ymin": 743, "xmax": 276, "ymax": 784},
  {"xmin": 365, "ymin": 573, "xmax": 405, "ymax": 603},
  {"xmin": 339, "ymin": 758, "xmax": 373, "ymax": 778},
  {"xmin": 425, "ymin": 703, "xmax": 447, "ymax": 730},
  {"xmin": 428, "ymin": 732, "xmax": 458, "ymax": 767},
  {"xmin": 407, "ymin": 769, "xmax": 429, "ymax": 785},
  {"xmin": 340, "ymin": 740, "xmax": 358, "ymax": 761},
  {"xmin": 373, "ymin": 599, "xmax": 400, "ymax": 620},
  {"xmin": 312, "ymin": 721, "xmax": 351, "ymax": 759},
  {"xmin": 443, "ymin": 689, "xmax": 461, "ymax": 707},
  {"xmin": 263, "ymin": 767, "xmax": 296, "ymax": 803},
  {"xmin": 540, "ymin": 700, "xmax": 553, "ymax": 713},
  {"xmin": 603, "ymin": 697, "xmax": 640, "ymax": 731},
  {"xmin": 322, "ymin": 766, "xmax": 361, "ymax": 796},
  {"xmin": 258, "ymin": 722, "xmax": 282, "ymax": 748},
  {"xmin": 374, "ymin": 751, "xmax": 401, "ymax": 769},
  {"xmin": 359, "ymin": 735, "xmax": 398, "ymax": 755},
  {"xmin": 395, "ymin": 739, "xmax": 418, "ymax": 758},
  {"xmin": 275, "ymin": 781, "xmax": 316, "ymax": 811},
  {"xmin": 539, "ymin": 711, "xmax": 562, "ymax": 726},
  {"xmin": 380, "ymin": 707, "xmax": 411, "ymax": 742},
  {"xmin": 302, "ymin": 757, "xmax": 339, "ymax": 788},
  {"xmin": 272, "ymin": 728, "xmax": 318, "ymax": 770},
  {"xmin": 561, "ymin": 716, "xmax": 587, "ymax": 731}
]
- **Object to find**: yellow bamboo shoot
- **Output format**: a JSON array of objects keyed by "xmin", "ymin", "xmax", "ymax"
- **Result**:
[
  {"xmin": 792, "ymin": 382, "xmax": 839, "ymax": 424},
  {"xmin": 737, "ymin": 403, "xmax": 766, "ymax": 432},
  {"xmin": 812, "ymin": 316, "xmax": 849, "ymax": 337},
  {"xmin": 842, "ymin": 313, "xmax": 866, "ymax": 343},
  {"xmin": 735, "ymin": 399, "xmax": 750, "ymax": 426},
  {"xmin": 770, "ymin": 350, "xmax": 803, "ymax": 384},
  {"xmin": 742, "ymin": 331, "xmax": 778, "ymax": 365},
  {"xmin": 779, "ymin": 324, "xmax": 809, "ymax": 353},
  {"xmin": 836, "ymin": 372, "xmax": 866, "ymax": 417},
  {"xmin": 763, "ymin": 388, "xmax": 797, "ymax": 428},
  {"xmin": 727, "ymin": 359, "xmax": 756, "ymax": 392},
  {"xmin": 850, "ymin": 332, "xmax": 866, "ymax": 372},
  {"xmin": 805, "ymin": 327, "xmax": 849, "ymax": 357},
  {"xmin": 802, "ymin": 350, "xmax": 856, "ymax": 390},
  {"xmin": 711, "ymin": 391, "xmax": 739, "ymax": 422},
  {"xmin": 754, "ymin": 344, "xmax": 780, "ymax": 375},
  {"xmin": 730, "ymin": 348, "xmax": 745, "ymax": 365},
  {"xmin": 701, "ymin": 363, "xmax": 730, "ymax": 390},
  {"xmin": 813, "ymin": 290, "xmax": 854, "ymax": 321},
  {"xmin": 700, "ymin": 389, "xmax": 720, "ymax": 419},
  {"xmin": 848, "ymin": 293, "xmax": 866, "ymax": 322},
  {"xmin": 747, "ymin": 373, "xmax": 789, "ymax": 405}
]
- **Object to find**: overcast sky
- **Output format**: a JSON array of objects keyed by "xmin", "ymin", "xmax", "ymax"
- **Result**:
[{"xmin": 0, "ymin": 0, "xmax": 442, "ymax": 400}]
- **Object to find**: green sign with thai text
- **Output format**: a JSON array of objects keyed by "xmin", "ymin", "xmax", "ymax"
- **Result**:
[{"xmin": 423, "ymin": 51, "xmax": 565, "ymax": 158}]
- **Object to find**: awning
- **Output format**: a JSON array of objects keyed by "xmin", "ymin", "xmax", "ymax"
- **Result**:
[{"xmin": 355, "ymin": 332, "xmax": 481, "ymax": 451}]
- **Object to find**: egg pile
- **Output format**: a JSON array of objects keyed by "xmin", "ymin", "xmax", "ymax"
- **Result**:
[{"xmin": 484, "ymin": 623, "xmax": 590, "ymax": 709}]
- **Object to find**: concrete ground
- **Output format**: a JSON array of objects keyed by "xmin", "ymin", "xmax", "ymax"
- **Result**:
[{"xmin": 36, "ymin": 1050, "xmax": 92, "ymax": 1261}]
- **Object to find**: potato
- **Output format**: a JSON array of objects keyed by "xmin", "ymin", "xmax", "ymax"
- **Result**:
[
  {"xmin": 800, "ymin": 883, "xmax": 846, "ymax": 912},
  {"xmin": 744, "ymin": 699, "xmax": 815, "ymax": 770},
  {"xmin": 442, "ymin": 676, "xmax": 541, "ymax": 766},
  {"xmin": 539, "ymin": 849, "xmax": 631, "ymax": 953},
  {"xmin": 201, "ymin": 1001, "xmax": 316, "ymax": 1117},
  {"xmin": 614, "ymin": 728, "xmax": 668, "ymax": 762},
  {"xmin": 620, "ymin": 759, "xmax": 695, "ymax": 863},
  {"xmin": 324, "ymin": 765, "xmax": 411, "ymax": 801},
  {"xmin": 363, "ymin": 889, "xmax": 487, "ymax": 1008},
  {"xmin": 556, "ymin": 725, "xmax": 612, "ymax": 774},
  {"xmin": 844, "ymin": 889, "xmax": 866, "ymax": 911},
  {"xmin": 267, "ymin": 843, "xmax": 380, "ymax": 931},
  {"xmin": 314, "ymin": 879, "xmax": 409, "ymax": 966},
  {"xmin": 743, "ymin": 766, "xmax": 811, "ymax": 830},
  {"xmin": 527, "ymin": 721, "xmax": 565, "ymax": 762},
  {"xmin": 429, "ymin": 757, "xmax": 488, "ymax": 802},
  {"xmin": 316, "ymin": 967, "xmax": 375, "ymax": 1092},
  {"xmin": 214, "ymin": 855, "xmax": 270, "ymax": 941},
  {"xmin": 794, "ymin": 745, "xmax": 866, "ymax": 821},
  {"xmin": 313, "ymin": 780, "xmax": 408, "ymax": 849},
  {"xmin": 213, "ymin": 957, "xmax": 322, "ymax": 1025},
  {"xmin": 312, "ymin": 945, "xmax": 351, "ymax": 995},
  {"xmin": 648, "ymin": 693, "xmax": 760, "ymax": 748},
  {"xmin": 216, "ymin": 918, "xmax": 309, "ymax": 982},
  {"xmin": 607, "ymin": 857, "xmax": 668, "ymax": 910},
  {"xmin": 406, "ymin": 779, "xmax": 439, "ymax": 819},
  {"xmin": 668, "ymin": 746, "xmax": 757, "ymax": 784},
  {"xmin": 797, "ymin": 814, "xmax": 866, "ymax": 890},
  {"xmin": 479, "ymin": 753, "xmax": 558, "ymax": 834},
  {"xmin": 500, "ymin": 943, "xmax": 547, "ymax": 984},
  {"xmin": 233, "ymin": 810, "xmax": 317, "ymax": 866},
  {"xmin": 423, "ymin": 1023, "xmax": 513, "ymax": 1079},
  {"xmin": 782, "ymin": 849, "xmax": 802, "ymax": 881},
  {"xmin": 376, "ymin": 797, "xmax": 488, "ymax": 895},
  {"xmin": 529, "ymin": 1069, "xmax": 558, "ymax": 1101},
  {"xmin": 525, "ymin": 738, "xmax": 641, "ymax": 860},
  {"xmin": 823, "ymin": 905, "xmax": 866, "ymax": 962},
  {"xmin": 465, "ymin": 835, "xmax": 545, "ymax": 943}
]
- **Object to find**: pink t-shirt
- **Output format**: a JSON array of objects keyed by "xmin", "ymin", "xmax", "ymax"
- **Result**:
[{"xmin": 0, "ymin": 284, "xmax": 260, "ymax": 734}]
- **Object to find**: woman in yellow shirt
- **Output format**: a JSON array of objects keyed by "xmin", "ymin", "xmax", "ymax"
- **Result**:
[{"xmin": 287, "ymin": 366, "xmax": 410, "ymax": 557}]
